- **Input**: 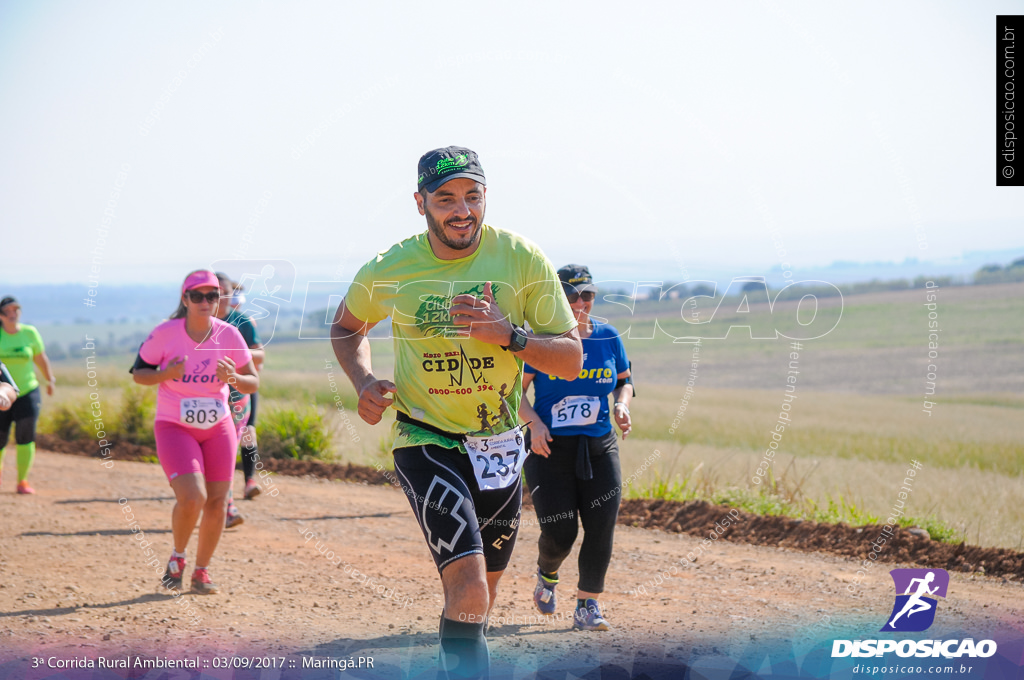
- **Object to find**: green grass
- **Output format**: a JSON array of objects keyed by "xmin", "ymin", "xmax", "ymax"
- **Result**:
[
  {"xmin": 38, "ymin": 381, "xmax": 156, "ymax": 447},
  {"xmin": 902, "ymin": 516, "xmax": 964, "ymax": 544},
  {"xmin": 257, "ymin": 405, "xmax": 336, "ymax": 460},
  {"xmin": 638, "ymin": 424, "xmax": 1024, "ymax": 475},
  {"xmin": 258, "ymin": 379, "xmax": 359, "ymax": 413},
  {"xmin": 115, "ymin": 383, "xmax": 156, "ymax": 446},
  {"xmin": 936, "ymin": 394, "xmax": 1024, "ymax": 409},
  {"xmin": 39, "ymin": 401, "xmax": 96, "ymax": 442},
  {"xmin": 625, "ymin": 383, "xmax": 1024, "ymax": 475},
  {"xmin": 625, "ymin": 460, "xmax": 964, "ymax": 543},
  {"xmin": 259, "ymin": 341, "xmax": 395, "ymax": 373}
]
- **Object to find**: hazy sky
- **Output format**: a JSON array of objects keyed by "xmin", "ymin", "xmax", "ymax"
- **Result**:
[{"xmin": 1, "ymin": 1, "xmax": 1020, "ymax": 286}]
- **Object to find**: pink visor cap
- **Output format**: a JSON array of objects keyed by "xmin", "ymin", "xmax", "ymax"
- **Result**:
[{"xmin": 182, "ymin": 270, "xmax": 220, "ymax": 293}]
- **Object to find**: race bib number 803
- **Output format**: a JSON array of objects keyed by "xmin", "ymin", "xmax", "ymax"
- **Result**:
[{"xmin": 179, "ymin": 398, "xmax": 226, "ymax": 430}]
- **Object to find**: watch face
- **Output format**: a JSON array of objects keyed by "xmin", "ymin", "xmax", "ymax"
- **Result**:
[{"xmin": 511, "ymin": 326, "xmax": 528, "ymax": 352}]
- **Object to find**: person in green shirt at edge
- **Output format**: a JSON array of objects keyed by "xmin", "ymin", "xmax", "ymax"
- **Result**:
[
  {"xmin": 331, "ymin": 146, "xmax": 583, "ymax": 680},
  {"xmin": 0, "ymin": 296, "xmax": 57, "ymax": 494}
]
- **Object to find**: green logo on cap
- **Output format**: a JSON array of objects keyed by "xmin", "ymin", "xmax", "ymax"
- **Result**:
[{"xmin": 436, "ymin": 154, "xmax": 469, "ymax": 175}]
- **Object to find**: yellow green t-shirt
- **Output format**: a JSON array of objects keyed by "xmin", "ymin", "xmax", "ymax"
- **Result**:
[
  {"xmin": 345, "ymin": 224, "xmax": 576, "ymax": 453},
  {"xmin": 0, "ymin": 324, "xmax": 45, "ymax": 393}
]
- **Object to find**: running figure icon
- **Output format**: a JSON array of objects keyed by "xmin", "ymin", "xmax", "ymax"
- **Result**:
[{"xmin": 888, "ymin": 571, "xmax": 939, "ymax": 627}]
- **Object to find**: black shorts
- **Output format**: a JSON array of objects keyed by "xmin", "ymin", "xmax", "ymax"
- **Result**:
[
  {"xmin": 0, "ymin": 387, "xmax": 42, "ymax": 446},
  {"xmin": 0, "ymin": 387, "xmax": 41, "ymax": 424},
  {"xmin": 393, "ymin": 444, "xmax": 522, "ymax": 574}
]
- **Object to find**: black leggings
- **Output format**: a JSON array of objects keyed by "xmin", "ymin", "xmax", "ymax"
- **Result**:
[
  {"xmin": 523, "ymin": 430, "xmax": 621, "ymax": 593},
  {"xmin": 240, "ymin": 393, "xmax": 258, "ymax": 480},
  {"xmin": 0, "ymin": 388, "xmax": 41, "ymax": 447}
]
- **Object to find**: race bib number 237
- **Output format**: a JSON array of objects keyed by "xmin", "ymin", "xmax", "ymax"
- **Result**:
[{"xmin": 465, "ymin": 426, "xmax": 528, "ymax": 491}]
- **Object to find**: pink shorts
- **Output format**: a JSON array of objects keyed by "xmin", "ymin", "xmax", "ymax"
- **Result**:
[{"xmin": 154, "ymin": 418, "xmax": 238, "ymax": 483}]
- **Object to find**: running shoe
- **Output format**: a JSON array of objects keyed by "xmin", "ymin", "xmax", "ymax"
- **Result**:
[
  {"xmin": 225, "ymin": 500, "xmax": 244, "ymax": 528},
  {"xmin": 163, "ymin": 555, "xmax": 186, "ymax": 591},
  {"xmin": 533, "ymin": 569, "xmax": 558, "ymax": 615},
  {"xmin": 16, "ymin": 481, "xmax": 35, "ymax": 495},
  {"xmin": 573, "ymin": 599, "xmax": 611, "ymax": 631},
  {"xmin": 190, "ymin": 568, "xmax": 219, "ymax": 595},
  {"xmin": 244, "ymin": 478, "xmax": 261, "ymax": 500}
]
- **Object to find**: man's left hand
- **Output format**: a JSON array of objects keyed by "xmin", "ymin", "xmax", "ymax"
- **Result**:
[{"xmin": 449, "ymin": 281, "xmax": 513, "ymax": 346}]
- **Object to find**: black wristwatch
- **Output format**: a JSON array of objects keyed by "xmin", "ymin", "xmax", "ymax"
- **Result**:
[{"xmin": 502, "ymin": 324, "xmax": 528, "ymax": 353}]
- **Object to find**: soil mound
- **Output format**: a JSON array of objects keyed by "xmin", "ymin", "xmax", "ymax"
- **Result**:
[{"xmin": 618, "ymin": 498, "xmax": 1024, "ymax": 580}]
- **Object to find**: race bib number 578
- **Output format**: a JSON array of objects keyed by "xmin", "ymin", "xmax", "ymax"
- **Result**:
[
  {"xmin": 465, "ymin": 426, "xmax": 528, "ymax": 491},
  {"xmin": 551, "ymin": 395, "xmax": 600, "ymax": 428}
]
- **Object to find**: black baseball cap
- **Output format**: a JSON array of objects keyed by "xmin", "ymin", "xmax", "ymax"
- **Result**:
[
  {"xmin": 0, "ymin": 296, "xmax": 17, "ymax": 312},
  {"xmin": 557, "ymin": 265, "xmax": 596, "ymax": 293},
  {"xmin": 214, "ymin": 272, "xmax": 237, "ymax": 289},
  {"xmin": 417, "ymin": 146, "xmax": 486, "ymax": 193}
]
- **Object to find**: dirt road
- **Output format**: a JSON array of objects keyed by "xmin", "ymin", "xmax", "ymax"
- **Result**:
[{"xmin": 1, "ymin": 451, "xmax": 1021, "ymax": 677}]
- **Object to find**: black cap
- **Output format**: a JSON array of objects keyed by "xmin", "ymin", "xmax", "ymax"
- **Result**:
[
  {"xmin": 557, "ymin": 264, "xmax": 596, "ymax": 293},
  {"xmin": 0, "ymin": 296, "xmax": 17, "ymax": 312},
  {"xmin": 214, "ymin": 272, "xmax": 237, "ymax": 289},
  {"xmin": 417, "ymin": 146, "xmax": 486, "ymax": 193}
]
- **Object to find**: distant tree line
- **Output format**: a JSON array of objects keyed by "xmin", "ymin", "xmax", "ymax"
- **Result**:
[
  {"xmin": 45, "ymin": 330, "xmax": 148, "ymax": 361},
  {"xmin": 973, "ymin": 256, "xmax": 1024, "ymax": 285},
  {"xmin": 592, "ymin": 256, "xmax": 1023, "ymax": 306}
]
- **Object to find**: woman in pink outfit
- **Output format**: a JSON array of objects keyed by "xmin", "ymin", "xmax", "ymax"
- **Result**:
[{"xmin": 131, "ymin": 270, "xmax": 259, "ymax": 594}]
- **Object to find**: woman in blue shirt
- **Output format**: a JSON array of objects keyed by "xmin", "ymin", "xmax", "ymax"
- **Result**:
[{"xmin": 520, "ymin": 264, "xmax": 633, "ymax": 631}]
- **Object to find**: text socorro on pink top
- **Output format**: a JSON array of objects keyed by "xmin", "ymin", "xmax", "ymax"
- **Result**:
[{"xmin": 139, "ymin": 318, "xmax": 253, "ymax": 424}]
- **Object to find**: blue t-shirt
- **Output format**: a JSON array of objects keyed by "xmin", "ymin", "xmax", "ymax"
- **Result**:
[{"xmin": 524, "ymin": 321, "xmax": 629, "ymax": 437}]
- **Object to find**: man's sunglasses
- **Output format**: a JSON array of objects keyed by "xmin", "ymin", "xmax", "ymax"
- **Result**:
[
  {"xmin": 565, "ymin": 290, "xmax": 595, "ymax": 304},
  {"xmin": 187, "ymin": 291, "xmax": 221, "ymax": 304}
]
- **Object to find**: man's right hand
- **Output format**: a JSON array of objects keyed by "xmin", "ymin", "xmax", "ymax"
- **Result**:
[{"xmin": 358, "ymin": 379, "xmax": 397, "ymax": 424}]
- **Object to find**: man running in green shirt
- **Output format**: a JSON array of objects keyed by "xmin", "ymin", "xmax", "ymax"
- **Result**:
[{"xmin": 331, "ymin": 146, "xmax": 582, "ymax": 679}]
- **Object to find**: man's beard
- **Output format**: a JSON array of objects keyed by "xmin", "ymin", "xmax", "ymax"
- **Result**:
[{"xmin": 425, "ymin": 210, "xmax": 483, "ymax": 251}]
